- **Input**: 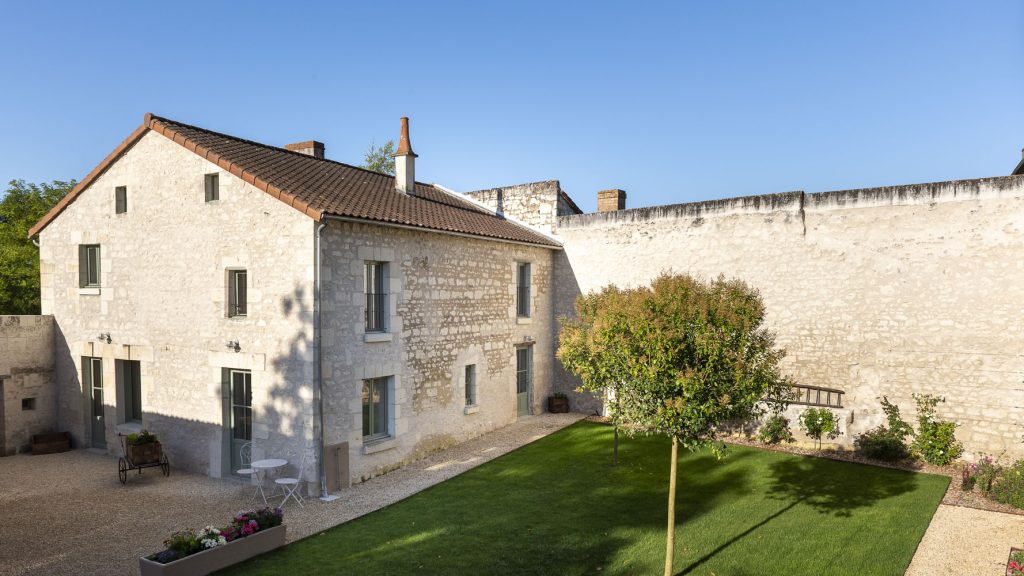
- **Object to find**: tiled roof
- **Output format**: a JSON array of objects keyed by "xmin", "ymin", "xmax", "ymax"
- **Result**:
[{"xmin": 30, "ymin": 114, "xmax": 561, "ymax": 248}]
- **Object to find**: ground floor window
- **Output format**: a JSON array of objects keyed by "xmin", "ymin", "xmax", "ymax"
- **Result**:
[
  {"xmin": 116, "ymin": 359, "xmax": 142, "ymax": 423},
  {"xmin": 362, "ymin": 376, "xmax": 390, "ymax": 440},
  {"xmin": 465, "ymin": 364, "xmax": 477, "ymax": 406}
]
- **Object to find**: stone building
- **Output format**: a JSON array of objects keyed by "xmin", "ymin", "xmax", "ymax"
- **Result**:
[
  {"xmin": 29, "ymin": 114, "xmax": 560, "ymax": 494},
  {"xmin": 26, "ymin": 111, "xmax": 1024, "ymax": 496}
]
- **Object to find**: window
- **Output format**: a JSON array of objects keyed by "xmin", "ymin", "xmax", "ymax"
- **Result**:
[
  {"xmin": 362, "ymin": 377, "xmax": 390, "ymax": 440},
  {"xmin": 117, "ymin": 359, "xmax": 142, "ymax": 423},
  {"xmin": 228, "ymin": 270, "xmax": 247, "ymax": 317},
  {"xmin": 205, "ymin": 173, "xmax": 219, "ymax": 202},
  {"xmin": 22, "ymin": 398, "xmax": 35, "ymax": 411},
  {"xmin": 115, "ymin": 186, "xmax": 127, "ymax": 214},
  {"xmin": 465, "ymin": 365, "xmax": 477, "ymax": 406},
  {"xmin": 516, "ymin": 262, "xmax": 531, "ymax": 317},
  {"xmin": 365, "ymin": 262, "xmax": 387, "ymax": 332},
  {"xmin": 79, "ymin": 245, "xmax": 101, "ymax": 288}
]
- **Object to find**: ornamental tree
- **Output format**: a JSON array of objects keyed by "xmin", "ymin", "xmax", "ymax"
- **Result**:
[{"xmin": 557, "ymin": 273, "xmax": 793, "ymax": 575}]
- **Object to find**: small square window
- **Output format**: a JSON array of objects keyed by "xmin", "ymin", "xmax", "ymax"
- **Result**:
[
  {"xmin": 228, "ymin": 269, "xmax": 247, "ymax": 317},
  {"xmin": 22, "ymin": 398, "xmax": 35, "ymax": 411},
  {"xmin": 115, "ymin": 186, "xmax": 127, "ymax": 214},
  {"xmin": 205, "ymin": 173, "xmax": 219, "ymax": 202},
  {"xmin": 465, "ymin": 365, "xmax": 477, "ymax": 406},
  {"xmin": 79, "ymin": 245, "xmax": 101, "ymax": 288}
]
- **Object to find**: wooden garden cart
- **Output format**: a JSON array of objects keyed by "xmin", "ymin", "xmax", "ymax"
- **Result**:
[{"xmin": 117, "ymin": 433, "xmax": 170, "ymax": 484}]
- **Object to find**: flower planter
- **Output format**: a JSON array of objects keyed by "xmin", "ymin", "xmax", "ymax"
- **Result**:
[
  {"xmin": 1008, "ymin": 547, "xmax": 1024, "ymax": 576},
  {"xmin": 548, "ymin": 396, "xmax": 569, "ymax": 413},
  {"xmin": 139, "ymin": 524, "xmax": 286, "ymax": 576},
  {"xmin": 129, "ymin": 441, "xmax": 162, "ymax": 465}
]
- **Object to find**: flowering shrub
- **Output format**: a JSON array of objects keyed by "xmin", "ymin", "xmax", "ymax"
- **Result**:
[
  {"xmin": 126, "ymin": 429, "xmax": 158, "ymax": 446},
  {"xmin": 976, "ymin": 455, "xmax": 1000, "ymax": 494},
  {"xmin": 148, "ymin": 508, "xmax": 283, "ymax": 564},
  {"xmin": 758, "ymin": 414, "xmax": 795, "ymax": 445},
  {"xmin": 798, "ymin": 408, "xmax": 841, "ymax": 450},
  {"xmin": 855, "ymin": 426, "xmax": 912, "ymax": 462},
  {"xmin": 987, "ymin": 460, "xmax": 1024, "ymax": 509},
  {"xmin": 910, "ymin": 394, "xmax": 963, "ymax": 465},
  {"xmin": 961, "ymin": 463, "xmax": 978, "ymax": 491}
]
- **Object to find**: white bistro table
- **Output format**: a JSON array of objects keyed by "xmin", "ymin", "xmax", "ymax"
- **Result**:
[{"xmin": 250, "ymin": 458, "xmax": 287, "ymax": 506}]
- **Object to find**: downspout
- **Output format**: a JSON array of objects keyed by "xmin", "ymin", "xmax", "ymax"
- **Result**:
[
  {"xmin": 314, "ymin": 221, "xmax": 338, "ymax": 501},
  {"xmin": 31, "ymin": 237, "xmax": 40, "ymax": 248}
]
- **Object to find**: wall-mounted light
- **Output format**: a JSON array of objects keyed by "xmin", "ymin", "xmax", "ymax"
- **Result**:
[
  {"xmin": 97, "ymin": 332, "xmax": 111, "ymax": 344},
  {"xmin": 226, "ymin": 340, "xmax": 240, "ymax": 352}
]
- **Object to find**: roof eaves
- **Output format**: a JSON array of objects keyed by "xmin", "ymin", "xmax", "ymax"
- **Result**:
[{"xmin": 28, "ymin": 121, "xmax": 151, "ymax": 238}]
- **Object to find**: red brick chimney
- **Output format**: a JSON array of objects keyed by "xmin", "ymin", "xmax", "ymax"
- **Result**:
[{"xmin": 285, "ymin": 141, "xmax": 325, "ymax": 159}]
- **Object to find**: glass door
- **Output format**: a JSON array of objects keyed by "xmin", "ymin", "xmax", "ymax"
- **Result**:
[
  {"xmin": 229, "ymin": 370, "xmax": 252, "ymax": 474},
  {"xmin": 87, "ymin": 357, "xmax": 105, "ymax": 448},
  {"xmin": 516, "ymin": 347, "xmax": 532, "ymax": 416}
]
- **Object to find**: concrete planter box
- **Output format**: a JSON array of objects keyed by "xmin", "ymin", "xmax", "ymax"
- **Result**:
[{"xmin": 139, "ymin": 524, "xmax": 286, "ymax": 576}]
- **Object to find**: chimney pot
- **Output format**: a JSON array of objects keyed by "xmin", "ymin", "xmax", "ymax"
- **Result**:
[
  {"xmin": 285, "ymin": 140, "xmax": 325, "ymax": 160},
  {"xmin": 597, "ymin": 189, "xmax": 627, "ymax": 213},
  {"xmin": 393, "ymin": 117, "xmax": 417, "ymax": 193}
]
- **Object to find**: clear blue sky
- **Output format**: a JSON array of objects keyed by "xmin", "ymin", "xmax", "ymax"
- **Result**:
[{"xmin": 2, "ymin": 1, "xmax": 1022, "ymax": 212}]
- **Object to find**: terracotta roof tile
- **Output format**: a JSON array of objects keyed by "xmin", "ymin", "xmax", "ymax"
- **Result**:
[{"xmin": 31, "ymin": 114, "xmax": 560, "ymax": 248}]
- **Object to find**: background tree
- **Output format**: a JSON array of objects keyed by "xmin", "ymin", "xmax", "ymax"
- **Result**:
[
  {"xmin": 558, "ymin": 273, "xmax": 793, "ymax": 576},
  {"xmin": 362, "ymin": 140, "xmax": 395, "ymax": 175},
  {"xmin": 0, "ymin": 179, "xmax": 74, "ymax": 314}
]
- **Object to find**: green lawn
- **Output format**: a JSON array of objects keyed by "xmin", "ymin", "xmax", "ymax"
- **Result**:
[{"xmin": 221, "ymin": 421, "xmax": 948, "ymax": 576}]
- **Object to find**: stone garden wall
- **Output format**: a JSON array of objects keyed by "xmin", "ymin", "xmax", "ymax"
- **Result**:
[{"xmin": 0, "ymin": 315, "xmax": 56, "ymax": 455}]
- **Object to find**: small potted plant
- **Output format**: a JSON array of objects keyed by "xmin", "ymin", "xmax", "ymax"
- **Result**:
[
  {"xmin": 127, "ymin": 430, "xmax": 162, "ymax": 465},
  {"xmin": 548, "ymin": 392, "xmax": 569, "ymax": 414}
]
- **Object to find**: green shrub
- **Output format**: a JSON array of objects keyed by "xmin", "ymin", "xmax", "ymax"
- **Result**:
[
  {"xmin": 880, "ymin": 397, "xmax": 914, "ymax": 443},
  {"xmin": 798, "ymin": 408, "xmax": 841, "ymax": 449},
  {"xmin": 758, "ymin": 414, "xmax": 795, "ymax": 445},
  {"xmin": 910, "ymin": 394, "xmax": 963, "ymax": 465},
  {"xmin": 855, "ymin": 426, "xmax": 912, "ymax": 461},
  {"xmin": 987, "ymin": 459, "xmax": 1024, "ymax": 509}
]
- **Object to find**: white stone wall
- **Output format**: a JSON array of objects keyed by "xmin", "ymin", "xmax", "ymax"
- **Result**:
[
  {"xmin": 38, "ymin": 131, "xmax": 317, "ymax": 478},
  {"xmin": 320, "ymin": 220, "xmax": 555, "ymax": 482},
  {"xmin": 554, "ymin": 176, "xmax": 1024, "ymax": 459},
  {"xmin": 0, "ymin": 315, "xmax": 55, "ymax": 455},
  {"xmin": 466, "ymin": 180, "xmax": 576, "ymax": 234}
]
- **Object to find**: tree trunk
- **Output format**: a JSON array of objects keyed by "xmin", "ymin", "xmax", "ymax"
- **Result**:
[
  {"xmin": 664, "ymin": 436, "xmax": 678, "ymax": 576},
  {"xmin": 613, "ymin": 426, "xmax": 619, "ymax": 466}
]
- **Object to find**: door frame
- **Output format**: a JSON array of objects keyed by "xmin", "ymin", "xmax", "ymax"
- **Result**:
[
  {"xmin": 85, "ymin": 357, "xmax": 105, "ymax": 448},
  {"xmin": 222, "ymin": 369, "xmax": 253, "ymax": 477}
]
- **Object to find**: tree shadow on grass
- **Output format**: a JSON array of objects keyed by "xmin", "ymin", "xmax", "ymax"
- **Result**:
[{"xmin": 675, "ymin": 451, "xmax": 924, "ymax": 574}]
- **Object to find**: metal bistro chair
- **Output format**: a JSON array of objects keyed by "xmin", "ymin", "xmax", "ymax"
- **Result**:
[
  {"xmin": 236, "ymin": 442, "xmax": 258, "ymax": 503},
  {"xmin": 275, "ymin": 450, "xmax": 307, "ymax": 508}
]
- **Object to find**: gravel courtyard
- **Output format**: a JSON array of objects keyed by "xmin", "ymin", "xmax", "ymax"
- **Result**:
[
  {"xmin": 0, "ymin": 413, "xmax": 584, "ymax": 576},
  {"xmin": 2, "ymin": 411, "xmax": 1020, "ymax": 576}
]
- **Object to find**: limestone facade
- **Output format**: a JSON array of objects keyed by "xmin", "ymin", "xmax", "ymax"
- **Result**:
[
  {"xmin": 550, "ymin": 176, "xmax": 1024, "ymax": 459},
  {"xmin": 0, "ymin": 315, "xmax": 55, "ymax": 455}
]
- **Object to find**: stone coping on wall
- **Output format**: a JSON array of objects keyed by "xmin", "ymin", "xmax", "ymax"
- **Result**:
[{"xmin": 556, "ymin": 174, "xmax": 1024, "ymax": 228}]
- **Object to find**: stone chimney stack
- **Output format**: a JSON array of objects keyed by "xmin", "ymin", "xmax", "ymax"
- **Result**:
[
  {"xmin": 285, "ymin": 141, "xmax": 325, "ymax": 159},
  {"xmin": 393, "ymin": 117, "xmax": 417, "ymax": 193},
  {"xmin": 597, "ymin": 189, "xmax": 627, "ymax": 213}
]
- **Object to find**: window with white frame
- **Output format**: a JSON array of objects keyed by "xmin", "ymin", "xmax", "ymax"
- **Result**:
[
  {"xmin": 228, "ymin": 269, "xmax": 247, "ymax": 318},
  {"xmin": 465, "ymin": 364, "xmax": 477, "ymax": 406},
  {"xmin": 362, "ymin": 376, "xmax": 390, "ymax": 440},
  {"xmin": 365, "ymin": 261, "xmax": 388, "ymax": 332}
]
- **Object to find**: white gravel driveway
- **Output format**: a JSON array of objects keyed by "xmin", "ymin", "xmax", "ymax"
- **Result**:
[{"xmin": 0, "ymin": 413, "xmax": 584, "ymax": 576}]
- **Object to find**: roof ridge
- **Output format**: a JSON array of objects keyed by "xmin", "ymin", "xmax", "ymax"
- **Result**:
[{"xmin": 148, "ymin": 113, "xmax": 438, "ymax": 189}]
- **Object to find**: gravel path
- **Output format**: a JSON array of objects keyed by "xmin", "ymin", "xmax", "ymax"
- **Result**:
[
  {"xmin": 905, "ymin": 504, "xmax": 1024, "ymax": 575},
  {"xmin": 0, "ymin": 413, "xmax": 584, "ymax": 576}
]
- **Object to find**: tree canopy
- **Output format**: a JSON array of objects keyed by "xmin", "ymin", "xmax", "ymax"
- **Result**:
[
  {"xmin": 362, "ymin": 140, "xmax": 395, "ymax": 175},
  {"xmin": 0, "ymin": 179, "xmax": 74, "ymax": 314},
  {"xmin": 557, "ymin": 272, "xmax": 793, "ymax": 574}
]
